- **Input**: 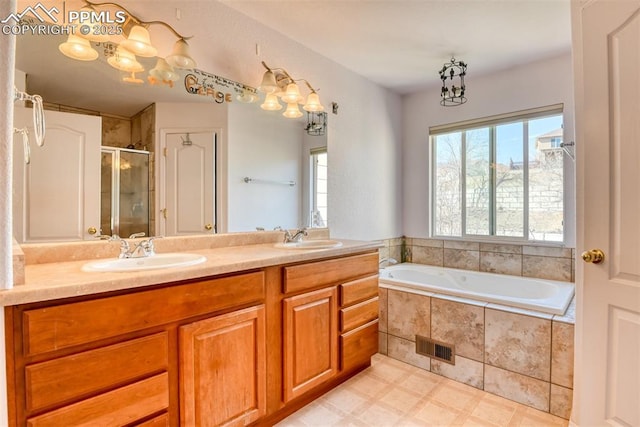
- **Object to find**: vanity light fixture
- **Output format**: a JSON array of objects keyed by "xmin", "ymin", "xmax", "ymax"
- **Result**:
[
  {"xmin": 108, "ymin": 45, "xmax": 144, "ymax": 73},
  {"xmin": 149, "ymin": 58, "xmax": 180, "ymax": 82},
  {"xmin": 58, "ymin": 34, "xmax": 99, "ymax": 61},
  {"xmin": 261, "ymin": 93, "xmax": 283, "ymax": 111},
  {"xmin": 59, "ymin": 0, "xmax": 197, "ymax": 83},
  {"xmin": 283, "ymin": 102, "xmax": 303, "ymax": 119},
  {"xmin": 257, "ymin": 61, "xmax": 325, "ymax": 118},
  {"xmin": 439, "ymin": 57, "xmax": 467, "ymax": 106}
]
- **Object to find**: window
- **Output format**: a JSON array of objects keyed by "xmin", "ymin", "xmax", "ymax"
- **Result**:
[
  {"xmin": 431, "ymin": 105, "xmax": 564, "ymax": 243},
  {"xmin": 310, "ymin": 148, "xmax": 328, "ymax": 227}
]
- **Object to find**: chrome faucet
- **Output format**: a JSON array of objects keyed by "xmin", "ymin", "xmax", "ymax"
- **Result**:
[
  {"xmin": 106, "ymin": 233, "xmax": 162, "ymax": 258},
  {"xmin": 283, "ymin": 227, "xmax": 308, "ymax": 243},
  {"xmin": 379, "ymin": 257, "xmax": 399, "ymax": 267}
]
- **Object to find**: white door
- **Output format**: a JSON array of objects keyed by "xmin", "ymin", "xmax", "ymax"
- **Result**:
[
  {"xmin": 573, "ymin": 1, "xmax": 640, "ymax": 425},
  {"xmin": 12, "ymin": 107, "xmax": 101, "ymax": 242},
  {"xmin": 164, "ymin": 131, "xmax": 216, "ymax": 235}
]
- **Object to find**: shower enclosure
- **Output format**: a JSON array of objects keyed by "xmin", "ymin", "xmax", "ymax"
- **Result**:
[{"xmin": 100, "ymin": 147, "xmax": 150, "ymax": 238}]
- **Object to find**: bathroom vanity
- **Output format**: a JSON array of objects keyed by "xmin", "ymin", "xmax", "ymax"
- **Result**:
[{"xmin": 3, "ymin": 235, "xmax": 379, "ymax": 426}]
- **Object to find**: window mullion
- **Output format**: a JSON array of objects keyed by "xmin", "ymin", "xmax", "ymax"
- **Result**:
[
  {"xmin": 461, "ymin": 132, "xmax": 467, "ymax": 237},
  {"xmin": 523, "ymin": 121, "xmax": 530, "ymax": 239},
  {"xmin": 489, "ymin": 127, "xmax": 496, "ymax": 236}
]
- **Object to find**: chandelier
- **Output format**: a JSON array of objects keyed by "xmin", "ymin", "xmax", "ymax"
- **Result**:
[{"xmin": 439, "ymin": 57, "xmax": 467, "ymax": 106}]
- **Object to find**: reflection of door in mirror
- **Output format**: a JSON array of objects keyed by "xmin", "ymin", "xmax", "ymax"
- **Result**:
[
  {"xmin": 100, "ymin": 147, "xmax": 150, "ymax": 238},
  {"xmin": 12, "ymin": 107, "xmax": 101, "ymax": 243},
  {"xmin": 164, "ymin": 132, "xmax": 216, "ymax": 235}
]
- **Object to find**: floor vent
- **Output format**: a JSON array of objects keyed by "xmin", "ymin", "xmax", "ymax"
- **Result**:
[{"xmin": 415, "ymin": 335, "xmax": 455, "ymax": 365}]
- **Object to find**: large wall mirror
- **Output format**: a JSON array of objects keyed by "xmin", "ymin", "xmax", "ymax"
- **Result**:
[{"xmin": 13, "ymin": 25, "xmax": 328, "ymax": 243}]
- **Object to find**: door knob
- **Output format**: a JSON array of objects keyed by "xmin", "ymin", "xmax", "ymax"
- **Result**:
[
  {"xmin": 87, "ymin": 227, "xmax": 97, "ymax": 235},
  {"xmin": 582, "ymin": 249, "xmax": 605, "ymax": 264},
  {"xmin": 204, "ymin": 224, "xmax": 213, "ymax": 231}
]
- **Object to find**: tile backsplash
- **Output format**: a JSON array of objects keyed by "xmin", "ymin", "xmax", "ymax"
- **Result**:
[{"xmin": 379, "ymin": 237, "xmax": 575, "ymax": 282}]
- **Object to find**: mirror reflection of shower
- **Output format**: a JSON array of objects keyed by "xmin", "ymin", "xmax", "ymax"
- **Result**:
[{"xmin": 101, "ymin": 147, "xmax": 150, "ymax": 238}]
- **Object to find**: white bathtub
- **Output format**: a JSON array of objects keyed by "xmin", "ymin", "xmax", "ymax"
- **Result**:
[{"xmin": 379, "ymin": 263, "xmax": 575, "ymax": 315}]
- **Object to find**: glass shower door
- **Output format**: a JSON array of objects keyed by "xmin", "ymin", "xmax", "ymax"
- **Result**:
[{"xmin": 100, "ymin": 147, "xmax": 150, "ymax": 238}]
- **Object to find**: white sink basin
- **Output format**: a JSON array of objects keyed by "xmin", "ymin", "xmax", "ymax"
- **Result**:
[
  {"xmin": 274, "ymin": 240, "xmax": 343, "ymax": 250},
  {"xmin": 82, "ymin": 253, "xmax": 206, "ymax": 272}
]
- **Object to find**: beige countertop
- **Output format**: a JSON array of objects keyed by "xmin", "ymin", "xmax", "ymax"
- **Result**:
[{"xmin": 2, "ymin": 235, "xmax": 381, "ymax": 306}]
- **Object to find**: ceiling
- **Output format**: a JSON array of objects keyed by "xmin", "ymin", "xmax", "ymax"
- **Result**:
[
  {"xmin": 221, "ymin": 0, "xmax": 572, "ymax": 94},
  {"xmin": 14, "ymin": 0, "xmax": 572, "ymax": 116}
]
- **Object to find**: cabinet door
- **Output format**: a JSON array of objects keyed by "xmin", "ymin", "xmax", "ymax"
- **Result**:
[
  {"xmin": 179, "ymin": 305, "xmax": 266, "ymax": 427},
  {"xmin": 283, "ymin": 287, "xmax": 338, "ymax": 403}
]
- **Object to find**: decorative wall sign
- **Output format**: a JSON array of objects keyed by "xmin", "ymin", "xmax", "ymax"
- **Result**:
[{"xmin": 184, "ymin": 69, "xmax": 258, "ymax": 104}]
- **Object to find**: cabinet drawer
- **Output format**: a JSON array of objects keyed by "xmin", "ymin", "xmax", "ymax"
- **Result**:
[
  {"xmin": 26, "ymin": 372, "xmax": 169, "ymax": 427},
  {"xmin": 23, "ymin": 271, "xmax": 265, "ymax": 356},
  {"xmin": 25, "ymin": 333, "xmax": 168, "ymax": 413},
  {"xmin": 340, "ymin": 297, "xmax": 379, "ymax": 333},
  {"xmin": 135, "ymin": 413, "xmax": 169, "ymax": 426},
  {"xmin": 339, "ymin": 275, "xmax": 378, "ymax": 306},
  {"xmin": 284, "ymin": 252, "xmax": 378, "ymax": 293},
  {"xmin": 340, "ymin": 320, "xmax": 378, "ymax": 372}
]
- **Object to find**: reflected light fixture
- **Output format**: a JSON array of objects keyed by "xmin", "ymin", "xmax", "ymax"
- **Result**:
[
  {"xmin": 257, "ymin": 61, "xmax": 324, "ymax": 118},
  {"xmin": 108, "ymin": 45, "xmax": 143, "ymax": 72},
  {"xmin": 305, "ymin": 112, "xmax": 327, "ymax": 136},
  {"xmin": 166, "ymin": 38, "xmax": 197, "ymax": 69},
  {"xmin": 261, "ymin": 93, "xmax": 283, "ymax": 111},
  {"xmin": 439, "ymin": 57, "xmax": 467, "ymax": 106},
  {"xmin": 58, "ymin": 34, "xmax": 99, "ymax": 61},
  {"xmin": 121, "ymin": 25, "xmax": 158, "ymax": 57},
  {"xmin": 60, "ymin": 0, "xmax": 198, "ymax": 80},
  {"xmin": 283, "ymin": 102, "xmax": 303, "ymax": 119},
  {"xmin": 149, "ymin": 58, "xmax": 179, "ymax": 82}
]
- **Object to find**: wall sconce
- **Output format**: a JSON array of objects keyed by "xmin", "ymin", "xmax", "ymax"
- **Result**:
[
  {"xmin": 58, "ymin": 0, "xmax": 197, "ymax": 85},
  {"xmin": 439, "ymin": 57, "xmax": 467, "ymax": 106},
  {"xmin": 305, "ymin": 112, "xmax": 327, "ymax": 136},
  {"xmin": 257, "ymin": 61, "xmax": 324, "ymax": 118}
]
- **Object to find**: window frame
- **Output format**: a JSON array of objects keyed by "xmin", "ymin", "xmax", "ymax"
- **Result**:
[
  {"xmin": 310, "ymin": 147, "xmax": 328, "ymax": 227},
  {"xmin": 429, "ymin": 104, "xmax": 565, "ymax": 244}
]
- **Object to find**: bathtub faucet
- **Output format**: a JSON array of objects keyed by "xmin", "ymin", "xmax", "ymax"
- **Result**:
[{"xmin": 379, "ymin": 257, "xmax": 398, "ymax": 268}]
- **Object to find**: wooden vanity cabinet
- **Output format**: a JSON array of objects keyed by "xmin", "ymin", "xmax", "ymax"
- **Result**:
[
  {"xmin": 180, "ymin": 305, "xmax": 266, "ymax": 427},
  {"xmin": 281, "ymin": 252, "xmax": 379, "ymax": 406},
  {"xmin": 6, "ymin": 271, "xmax": 267, "ymax": 427},
  {"xmin": 6, "ymin": 250, "xmax": 379, "ymax": 426}
]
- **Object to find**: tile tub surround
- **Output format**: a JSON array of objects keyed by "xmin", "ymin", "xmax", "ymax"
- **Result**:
[
  {"xmin": 390, "ymin": 237, "xmax": 576, "ymax": 282},
  {"xmin": 378, "ymin": 286, "xmax": 575, "ymax": 419}
]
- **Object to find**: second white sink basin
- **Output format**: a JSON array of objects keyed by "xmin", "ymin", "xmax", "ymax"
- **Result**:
[
  {"xmin": 274, "ymin": 240, "xmax": 343, "ymax": 250},
  {"xmin": 82, "ymin": 253, "xmax": 206, "ymax": 272}
]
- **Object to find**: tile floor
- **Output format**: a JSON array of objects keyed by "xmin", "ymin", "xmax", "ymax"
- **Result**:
[{"xmin": 277, "ymin": 354, "xmax": 569, "ymax": 427}]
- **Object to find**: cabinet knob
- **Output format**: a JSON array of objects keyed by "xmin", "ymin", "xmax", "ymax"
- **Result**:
[
  {"xmin": 87, "ymin": 227, "xmax": 97, "ymax": 235},
  {"xmin": 205, "ymin": 224, "xmax": 213, "ymax": 231}
]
